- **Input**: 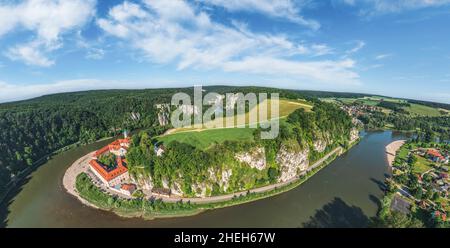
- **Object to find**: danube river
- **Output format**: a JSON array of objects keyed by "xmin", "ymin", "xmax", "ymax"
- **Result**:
[{"xmin": 2, "ymin": 131, "xmax": 408, "ymax": 227}]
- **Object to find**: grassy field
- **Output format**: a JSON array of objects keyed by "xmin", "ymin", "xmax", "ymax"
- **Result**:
[
  {"xmin": 157, "ymin": 99, "xmax": 309, "ymax": 150},
  {"xmin": 166, "ymin": 98, "xmax": 312, "ymax": 134},
  {"xmin": 322, "ymin": 96, "xmax": 448, "ymax": 117},
  {"xmin": 158, "ymin": 127, "xmax": 255, "ymax": 150},
  {"xmin": 403, "ymin": 103, "xmax": 445, "ymax": 117},
  {"xmin": 413, "ymin": 154, "xmax": 434, "ymax": 174}
]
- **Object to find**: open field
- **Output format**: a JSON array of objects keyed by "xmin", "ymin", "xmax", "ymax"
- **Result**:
[
  {"xmin": 404, "ymin": 103, "xmax": 445, "ymax": 117},
  {"xmin": 158, "ymin": 127, "xmax": 255, "ymax": 150},
  {"xmin": 412, "ymin": 154, "xmax": 434, "ymax": 174},
  {"xmin": 321, "ymin": 96, "xmax": 448, "ymax": 117},
  {"xmin": 157, "ymin": 99, "xmax": 310, "ymax": 150},
  {"xmin": 165, "ymin": 98, "xmax": 312, "ymax": 135}
]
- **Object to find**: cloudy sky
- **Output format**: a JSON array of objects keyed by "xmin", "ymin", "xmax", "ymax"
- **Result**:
[{"xmin": 0, "ymin": 0, "xmax": 449, "ymax": 103}]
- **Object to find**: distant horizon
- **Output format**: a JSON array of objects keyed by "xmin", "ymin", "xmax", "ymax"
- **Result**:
[{"xmin": 1, "ymin": 84, "xmax": 449, "ymax": 106}]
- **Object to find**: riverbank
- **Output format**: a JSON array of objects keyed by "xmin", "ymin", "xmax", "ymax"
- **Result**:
[
  {"xmin": 0, "ymin": 136, "xmax": 114, "ymax": 205},
  {"xmin": 64, "ymin": 141, "xmax": 354, "ymax": 220},
  {"xmin": 385, "ymin": 140, "xmax": 406, "ymax": 166},
  {"xmin": 62, "ymin": 151, "xmax": 100, "ymax": 210}
]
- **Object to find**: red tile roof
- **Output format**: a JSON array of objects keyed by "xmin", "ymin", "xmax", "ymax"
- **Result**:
[
  {"xmin": 95, "ymin": 146, "xmax": 110, "ymax": 157},
  {"xmin": 89, "ymin": 158, "xmax": 128, "ymax": 182},
  {"xmin": 94, "ymin": 138, "xmax": 130, "ymax": 157},
  {"xmin": 121, "ymin": 183, "xmax": 136, "ymax": 191},
  {"xmin": 90, "ymin": 138, "xmax": 131, "ymax": 182},
  {"xmin": 427, "ymin": 149, "xmax": 445, "ymax": 160}
]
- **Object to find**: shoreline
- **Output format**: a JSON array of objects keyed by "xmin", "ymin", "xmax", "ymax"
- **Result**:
[
  {"xmin": 62, "ymin": 151, "xmax": 100, "ymax": 210},
  {"xmin": 385, "ymin": 140, "xmax": 406, "ymax": 166},
  {"xmin": 63, "ymin": 142, "xmax": 354, "ymax": 220}
]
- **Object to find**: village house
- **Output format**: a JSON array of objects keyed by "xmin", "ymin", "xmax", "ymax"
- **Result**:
[
  {"xmin": 119, "ymin": 183, "xmax": 137, "ymax": 196},
  {"xmin": 427, "ymin": 149, "xmax": 446, "ymax": 163}
]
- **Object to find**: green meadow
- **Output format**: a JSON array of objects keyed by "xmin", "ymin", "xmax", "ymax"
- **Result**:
[{"xmin": 158, "ymin": 127, "xmax": 255, "ymax": 150}]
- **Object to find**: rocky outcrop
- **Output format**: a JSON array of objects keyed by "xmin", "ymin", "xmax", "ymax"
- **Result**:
[
  {"xmin": 155, "ymin": 104, "xmax": 170, "ymax": 126},
  {"xmin": 191, "ymin": 182, "xmax": 208, "ymax": 198},
  {"xmin": 170, "ymin": 181, "xmax": 183, "ymax": 196},
  {"xmin": 313, "ymin": 139, "xmax": 327, "ymax": 153},
  {"xmin": 162, "ymin": 177, "xmax": 169, "ymax": 189},
  {"xmin": 220, "ymin": 169, "xmax": 232, "ymax": 192},
  {"xmin": 235, "ymin": 147, "xmax": 266, "ymax": 170},
  {"xmin": 350, "ymin": 128, "xmax": 359, "ymax": 142},
  {"xmin": 130, "ymin": 112, "xmax": 141, "ymax": 121},
  {"xmin": 276, "ymin": 145, "xmax": 309, "ymax": 183},
  {"xmin": 131, "ymin": 174, "xmax": 153, "ymax": 190}
]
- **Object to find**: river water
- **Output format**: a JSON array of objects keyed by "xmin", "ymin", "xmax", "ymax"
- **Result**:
[{"xmin": 2, "ymin": 130, "xmax": 408, "ymax": 227}]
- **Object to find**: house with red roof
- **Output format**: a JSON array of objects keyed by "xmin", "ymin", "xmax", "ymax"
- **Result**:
[
  {"xmin": 120, "ymin": 183, "xmax": 137, "ymax": 196},
  {"xmin": 94, "ymin": 138, "xmax": 130, "ymax": 158},
  {"xmin": 89, "ymin": 138, "xmax": 131, "ymax": 187},
  {"xmin": 427, "ymin": 149, "xmax": 445, "ymax": 163}
]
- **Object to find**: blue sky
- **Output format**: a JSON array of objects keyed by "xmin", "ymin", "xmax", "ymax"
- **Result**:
[{"xmin": 0, "ymin": 0, "xmax": 449, "ymax": 103}]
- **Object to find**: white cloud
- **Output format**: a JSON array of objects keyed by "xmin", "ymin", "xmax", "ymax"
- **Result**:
[
  {"xmin": 6, "ymin": 41, "xmax": 55, "ymax": 67},
  {"xmin": 341, "ymin": 0, "xmax": 450, "ymax": 15},
  {"xmin": 0, "ymin": 0, "xmax": 96, "ymax": 66},
  {"xmin": 223, "ymin": 57, "xmax": 359, "ymax": 85},
  {"xmin": 346, "ymin": 40, "xmax": 366, "ymax": 54},
  {"xmin": 98, "ymin": 0, "xmax": 358, "ymax": 85},
  {"xmin": 200, "ymin": 0, "xmax": 320, "ymax": 30},
  {"xmin": 85, "ymin": 48, "xmax": 105, "ymax": 60},
  {"xmin": 375, "ymin": 53, "xmax": 393, "ymax": 60}
]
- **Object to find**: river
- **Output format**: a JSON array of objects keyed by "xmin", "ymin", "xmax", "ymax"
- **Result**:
[{"xmin": 2, "ymin": 130, "xmax": 408, "ymax": 227}]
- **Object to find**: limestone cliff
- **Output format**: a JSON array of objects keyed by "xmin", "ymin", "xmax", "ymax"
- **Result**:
[
  {"xmin": 276, "ymin": 145, "xmax": 309, "ymax": 183},
  {"xmin": 235, "ymin": 147, "xmax": 266, "ymax": 170}
]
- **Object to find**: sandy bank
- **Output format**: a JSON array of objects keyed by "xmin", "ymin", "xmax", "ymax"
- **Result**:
[
  {"xmin": 385, "ymin": 140, "xmax": 406, "ymax": 166},
  {"xmin": 62, "ymin": 151, "xmax": 100, "ymax": 209}
]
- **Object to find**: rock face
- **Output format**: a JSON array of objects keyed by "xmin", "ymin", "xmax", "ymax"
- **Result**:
[
  {"xmin": 191, "ymin": 182, "xmax": 208, "ymax": 198},
  {"xmin": 158, "ymin": 112, "xmax": 169, "ymax": 126},
  {"xmin": 235, "ymin": 147, "xmax": 266, "ymax": 170},
  {"xmin": 350, "ymin": 128, "xmax": 359, "ymax": 142},
  {"xmin": 131, "ymin": 174, "xmax": 153, "ymax": 190},
  {"xmin": 220, "ymin": 169, "xmax": 232, "ymax": 192},
  {"xmin": 155, "ymin": 104, "xmax": 169, "ymax": 126},
  {"xmin": 276, "ymin": 145, "xmax": 309, "ymax": 183},
  {"xmin": 170, "ymin": 181, "xmax": 183, "ymax": 196},
  {"xmin": 313, "ymin": 139, "xmax": 327, "ymax": 153}
]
